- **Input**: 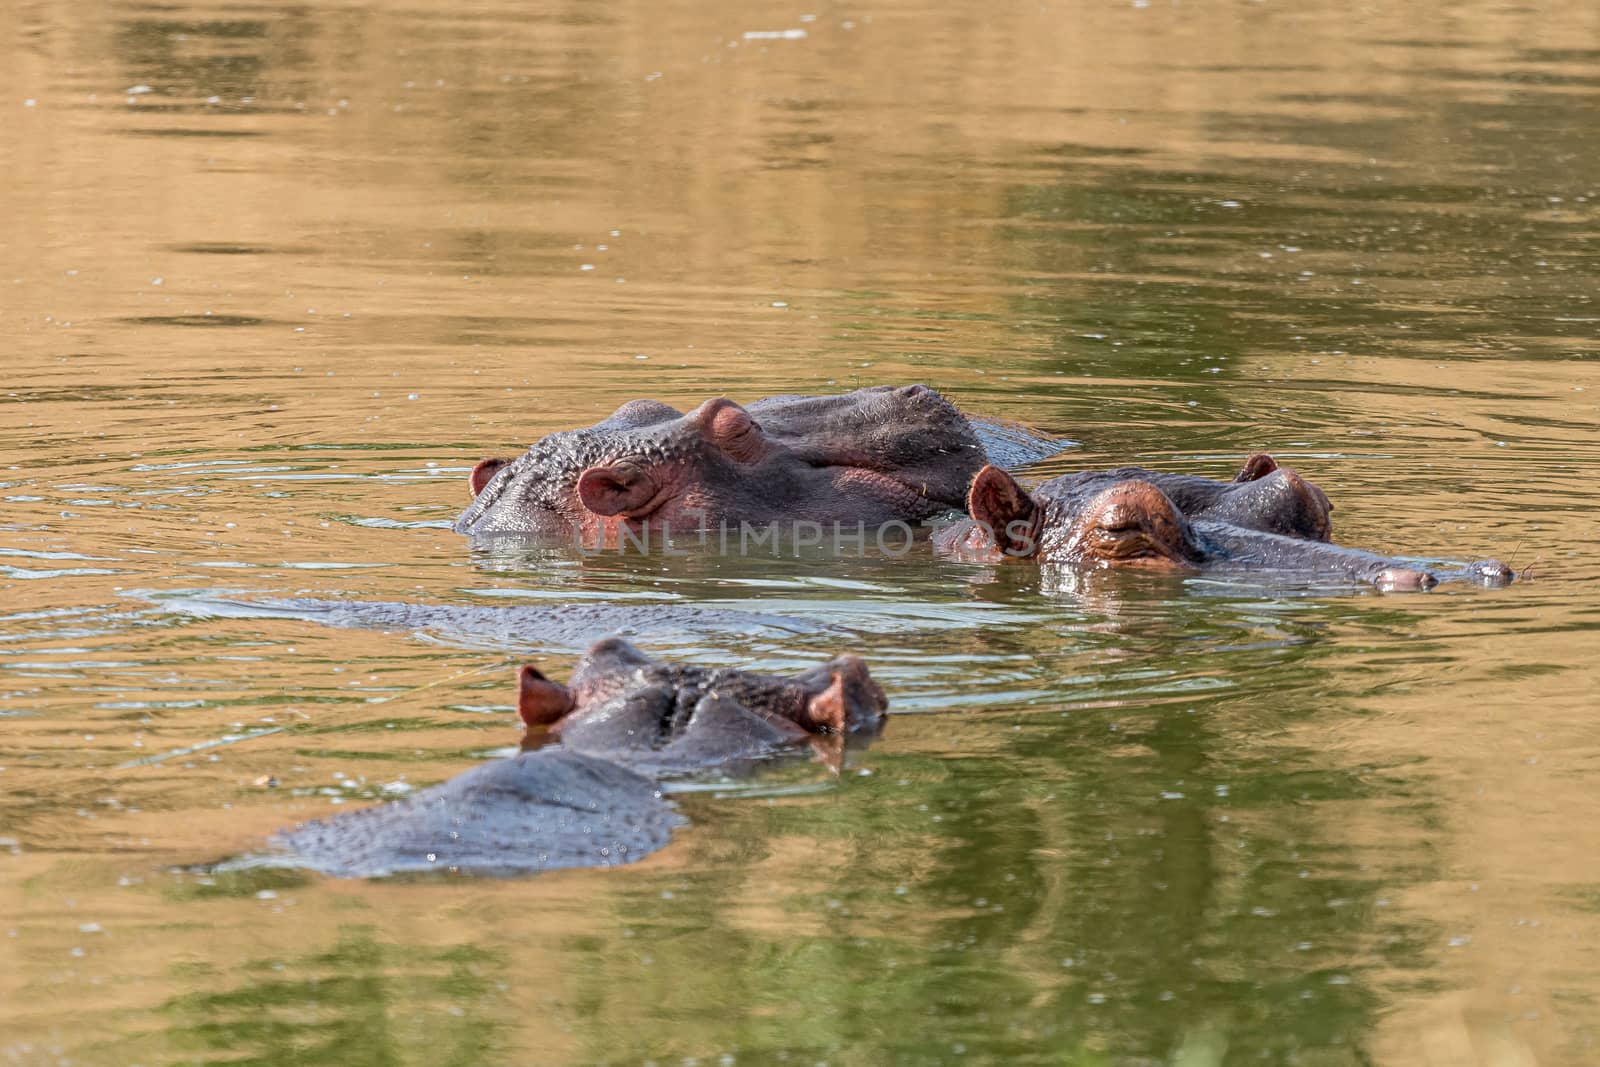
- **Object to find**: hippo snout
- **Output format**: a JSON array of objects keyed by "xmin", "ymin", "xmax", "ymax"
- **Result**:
[{"xmin": 1464, "ymin": 559, "xmax": 1515, "ymax": 586}]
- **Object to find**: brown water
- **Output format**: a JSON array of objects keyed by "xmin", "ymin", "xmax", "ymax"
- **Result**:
[{"xmin": 4, "ymin": 0, "xmax": 1600, "ymax": 1063}]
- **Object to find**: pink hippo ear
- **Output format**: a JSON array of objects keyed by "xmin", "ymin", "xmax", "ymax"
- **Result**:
[
  {"xmin": 518, "ymin": 666, "xmax": 575, "ymax": 727},
  {"xmin": 967, "ymin": 465, "xmax": 1038, "ymax": 555},
  {"xmin": 805, "ymin": 655, "xmax": 889, "ymax": 734},
  {"xmin": 469, "ymin": 457, "xmax": 511, "ymax": 497},
  {"xmin": 1234, "ymin": 453, "xmax": 1279, "ymax": 483},
  {"xmin": 575, "ymin": 464, "xmax": 659, "ymax": 517}
]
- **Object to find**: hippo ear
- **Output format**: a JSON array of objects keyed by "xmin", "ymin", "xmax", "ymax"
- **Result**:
[
  {"xmin": 1234, "ymin": 453, "xmax": 1278, "ymax": 483},
  {"xmin": 805, "ymin": 655, "xmax": 888, "ymax": 735},
  {"xmin": 576, "ymin": 465, "xmax": 658, "ymax": 517},
  {"xmin": 967, "ymin": 465, "xmax": 1037, "ymax": 549},
  {"xmin": 518, "ymin": 666, "xmax": 574, "ymax": 727},
  {"xmin": 469, "ymin": 457, "xmax": 510, "ymax": 497}
]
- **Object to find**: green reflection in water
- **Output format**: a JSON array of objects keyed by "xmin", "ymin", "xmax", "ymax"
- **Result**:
[
  {"xmin": 160, "ymin": 928, "xmax": 505, "ymax": 1067},
  {"xmin": 544, "ymin": 674, "xmax": 1418, "ymax": 1063}
]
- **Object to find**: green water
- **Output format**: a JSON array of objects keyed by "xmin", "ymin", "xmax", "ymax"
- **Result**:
[{"xmin": 3, "ymin": 0, "xmax": 1598, "ymax": 1063}]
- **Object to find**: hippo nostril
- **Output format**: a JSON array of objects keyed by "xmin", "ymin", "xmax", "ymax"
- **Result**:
[{"xmin": 1465, "ymin": 559, "xmax": 1515, "ymax": 585}]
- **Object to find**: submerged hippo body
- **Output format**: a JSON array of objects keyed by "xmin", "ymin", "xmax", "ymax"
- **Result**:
[
  {"xmin": 162, "ymin": 595, "xmax": 825, "ymax": 654},
  {"xmin": 940, "ymin": 465, "xmax": 1514, "ymax": 591},
  {"xmin": 454, "ymin": 385, "xmax": 991, "ymax": 539},
  {"xmin": 271, "ymin": 641, "xmax": 887, "ymax": 877},
  {"xmin": 272, "ymin": 749, "xmax": 681, "ymax": 878}
]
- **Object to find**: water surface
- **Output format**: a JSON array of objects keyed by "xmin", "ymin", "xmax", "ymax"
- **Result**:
[{"xmin": 4, "ymin": 1, "xmax": 1599, "ymax": 1063}]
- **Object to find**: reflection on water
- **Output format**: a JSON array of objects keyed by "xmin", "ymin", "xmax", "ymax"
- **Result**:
[{"xmin": 4, "ymin": 0, "xmax": 1600, "ymax": 1063}]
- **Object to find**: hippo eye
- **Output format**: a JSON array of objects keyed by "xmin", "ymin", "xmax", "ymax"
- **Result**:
[
  {"xmin": 703, "ymin": 402, "xmax": 764, "ymax": 461},
  {"xmin": 1095, "ymin": 506, "xmax": 1141, "ymax": 534},
  {"xmin": 1095, "ymin": 527, "xmax": 1147, "ymax": 550},
  {"xmin": 1087, "ymin": 516, "xmax": 1157, "ymax": 557},
  {"xmin": 710, "ymin": 405, "xmax": 754, "ymax": 438}
]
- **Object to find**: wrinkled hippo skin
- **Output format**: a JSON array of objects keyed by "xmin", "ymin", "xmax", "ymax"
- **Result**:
[
  {"xmin": 271, "ymin": 641, "xmax": 886, "ymax": 877},
  {"xmin": 455, "ymin": 385, "xmax": 993, "ymax": 538},
  {"xmin": 518, "ymin": 638, "xmax": 887, "ymax": 776},
  {"xmin": 940, "ymin": 464, "xmax": 1514, "ymax": 592}
]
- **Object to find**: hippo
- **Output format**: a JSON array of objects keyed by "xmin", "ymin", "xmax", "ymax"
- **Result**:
[
  {"xmin": 517, "ymin": 637, "xmax": 887, "ymax": 775},
  {"xmin": 271, "ymin": 641, "xmax": 887, "ymax": 877},
  {"xmin": 453, "ymin": 384, "xmax": 995, "ymax": 540},
  {"xmin": 939, "ymin": 465, "xmax": 1514, "ymax": 591}
]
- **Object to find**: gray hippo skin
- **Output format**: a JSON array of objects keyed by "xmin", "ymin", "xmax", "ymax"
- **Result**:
[
  {"xmin": 273, "ymin": 640, "xmax": 887, "ymax": 877},
  {"xmin": 517, "ymin": 637, "xmax": 887, "ymax": 776},
  {"xmin": 939, "ymin": 465, "xmax": 1514, "ymax": 592},
  {"xmin": 273, "ymin": 749, "xmax": 680, "ymax": 878},
  {"xmin": 454, "ymin": 384, "xmax": 998, "ymax": 538}
]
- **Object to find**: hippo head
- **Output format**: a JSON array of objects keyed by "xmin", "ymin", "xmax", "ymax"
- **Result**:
[
  {"xmin": 955, "ymin": 465, "xmax": 1204, "ymax": 568},
  {"xmin": 948, "ymin": 465, "xmax": 1516, "ymax": 592},
  {"xmin": 1217, "ymin": 453, "xmax": 1335, "ymax": 541},
  {"xmin": 453, "ymin": 385, "xmax": 986, "ymax": 540},
  {"xmin": 515, "ymin": 638, "xmax": 888, "ymax": 773}
]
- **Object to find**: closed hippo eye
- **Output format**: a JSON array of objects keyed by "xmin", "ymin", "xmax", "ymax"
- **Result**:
[
  {"xmin": 1093, "ymin": 503, "xmax": 1141, "ymax": 534},
  {"xmin": 1092, "ymin": 526, "xmax": 1162, "ymax": 560},
  {"xmin": 1076, "ymin": 481, "xmax": 1194, "ymax": 567},
  {"xmin": 694, "ymin": 398, "xmax": 765, "ymax": 462}
]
